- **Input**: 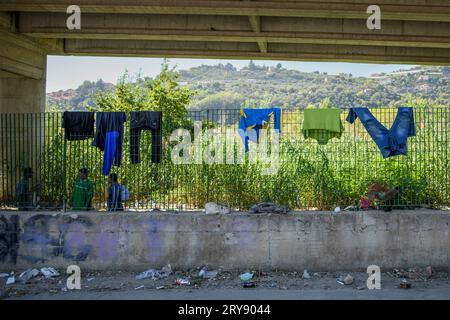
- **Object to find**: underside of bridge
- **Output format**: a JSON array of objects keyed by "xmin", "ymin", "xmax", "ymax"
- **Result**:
[{"xmin": 0, "ymin": 0, "xmax": 450, "ymax": 113}]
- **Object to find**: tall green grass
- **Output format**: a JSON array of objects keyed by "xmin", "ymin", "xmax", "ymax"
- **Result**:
[{"xmin": 29, "ymin": 107, "xmax": 450, "ymax": 210}]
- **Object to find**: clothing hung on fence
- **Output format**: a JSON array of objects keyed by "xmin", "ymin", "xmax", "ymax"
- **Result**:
[
  {"xmin": 92, "ymin": 112, "xmax": 127, "ymax": 175},
  {"xmin": 62, "ymin": 111, "xmax": 95, "ymax": 140},
  {"xmin": 346, "ymin": 107, "xmax": 415, "ymax": 159},
  {"xmin": 302, "ymin": 108, "xmax": 344, "ymax": 145},
  {"xmin": 238, "ymin": 107, "xmax": 281, "ymax": 152},
  {"xmin": 130, "ymin": 111, "xmax": 162, "ymax": 164}
]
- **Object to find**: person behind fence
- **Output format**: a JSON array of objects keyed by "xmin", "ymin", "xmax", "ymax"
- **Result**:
[
  {"xmin": 108, "ymin": 173, "xmax": 124, "ymax": 212},
  {"xmin": 16, "ymin": 167, "xmax": 34, "ymax": 210},
  {"xmin": 71, "ymin": 168, "xmax": 94, "ymax": 210}
]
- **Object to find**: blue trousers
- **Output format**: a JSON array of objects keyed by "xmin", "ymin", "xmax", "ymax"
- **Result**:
[
  {"xmin": 93, "ymin": 112, "xmax": 127, "ymax": 175},
  {"xmin": 346, "ymin": 107, "xmax": 415, "ymax": 158}
]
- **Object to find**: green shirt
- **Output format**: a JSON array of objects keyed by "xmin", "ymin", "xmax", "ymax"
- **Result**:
[
  {"xmin": 71, "ymin": 179, "xmax": 94, "ymax": 210},
  {"xmin": 302, "ymin": 108, "xmax": 344, "ymax": 145}
]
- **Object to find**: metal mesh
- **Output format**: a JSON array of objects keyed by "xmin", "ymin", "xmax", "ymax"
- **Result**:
[{"xmin": 0, "ymin": 107, "xmax": 449, "ymax": 211}]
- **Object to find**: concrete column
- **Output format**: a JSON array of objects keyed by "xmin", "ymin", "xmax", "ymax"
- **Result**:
[
  {"xmin": 0, "ymin": 70, "xmax": 46, "ymax": 113},
  {"xmin": 0, "ymin": 27, "xmax": 48, "ymax": 205}
]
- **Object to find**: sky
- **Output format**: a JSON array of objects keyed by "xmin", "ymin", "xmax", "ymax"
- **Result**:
[{"xmin": 46, "ymin": 55, "xmax": 416, "ymax": 93}]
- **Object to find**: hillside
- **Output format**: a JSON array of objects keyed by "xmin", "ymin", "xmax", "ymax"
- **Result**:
[
  {"xmin": 47, "ymin": 79, "xmax": 114, "ymax": 111},
  {"xmin": 47, "ymin": 63, "xmax": 450, "ymax": 111}
]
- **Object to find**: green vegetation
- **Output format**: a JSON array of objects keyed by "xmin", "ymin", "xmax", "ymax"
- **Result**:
[
  {"xmin": 47, "ymin": 63, "xmax": 450, "ymax": 111},
  {"xmin": 33, "ymin": 62, "xmax": 450, "ymax": 210}
]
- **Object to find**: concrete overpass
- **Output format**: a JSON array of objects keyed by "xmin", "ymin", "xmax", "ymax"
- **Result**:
[{"xmin": 1, "ymin": 0, "xmax": 450, "ymax": 113}]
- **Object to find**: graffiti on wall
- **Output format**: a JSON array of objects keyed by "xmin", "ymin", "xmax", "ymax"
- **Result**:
[
  {"xmin": 19, "ymin": 214, "xmax": 93, "ymax": 263},
  {"xmin": 0, "ymin": 214, "xmax": 20, "ymax": 264}
]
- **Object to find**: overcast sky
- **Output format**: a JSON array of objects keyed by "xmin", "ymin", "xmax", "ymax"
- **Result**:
[{"xmin": 46, "ymin": 55, "xmax": 416, "ymax": 92}]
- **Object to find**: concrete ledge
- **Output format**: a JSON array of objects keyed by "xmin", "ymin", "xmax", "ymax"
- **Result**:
[{"xmin": 1, "ymin": 210, "xmax": 449, "ymax": 271}]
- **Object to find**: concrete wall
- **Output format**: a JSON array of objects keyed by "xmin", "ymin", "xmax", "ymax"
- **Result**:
[
  {"xmin": 0, "ymin": 75, "xmax": 46, "ymax": 113},
  {"xmin": 1, "ymin": 210, "xmax": 449, "ymax": 272}
]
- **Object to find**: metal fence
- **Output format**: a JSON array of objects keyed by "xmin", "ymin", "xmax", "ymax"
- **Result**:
[{"xmin": 0, "ymin": 107, "xmax": 449, "ymax": 211}]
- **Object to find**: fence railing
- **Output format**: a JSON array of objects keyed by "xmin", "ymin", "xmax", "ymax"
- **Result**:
[{"xmin": 0, "ymin": 107, "xmax": 449, "ymax": 211}]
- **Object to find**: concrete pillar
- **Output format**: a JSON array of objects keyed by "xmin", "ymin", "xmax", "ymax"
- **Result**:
[
  {"xmin": 0, "ymin": 27, "xmax": 48, "ymax": 205},
  {"xmin": 0, "ymin": 71, "xmax": 46, "ymax": 113}
]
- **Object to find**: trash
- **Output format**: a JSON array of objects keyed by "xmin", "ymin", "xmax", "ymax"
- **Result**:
[
  {"xmin": 425, "ymin": 266, "xmax": 433, "ymax": 279},
  {"xmin": 249, "ymin": 202, "xmax": 288, "ymax": 214},
  {"xmin": 175, "ymin": 278, "xmax": 190, "ymax": 285},
  {"xmin": 399, "ymin": 280, "xmax": 412, "ymax": 289},
  {"xmin": 6, "ymin": 276, "xmax": 15, "ymax": 285},
  {"xmin": 302, "ymin": 270, "xmax": 311, "ymax": 279},
  {"xmin": 198, "ymin": 267, "xmax": 219, "ymax": 279},
  {"xmin": 40, "ymin": 267, "xmax": 60, "ymax": 278},
  {"xmin": 156, "ymin": 286, "xmax": 165, "ymax": 290},
  {"xmin": 205, "ymin": 202, "xmax": 231, "ymax": 214},
  {"xmin": 357, "ymin": 285, "xmax": 366, "ymax": 290},
  {"xmin": 161, "ymin": 264, "xmax": 173, "ymax": 275},
  {"xmin": 198, "ymin": 267, "xmax": 207, "ymax": 277},
  {"xmin": 136, "ymin": 264, "xmax": 172, "ymax": 280},
  {"xmin": 343, "ymin": 274, "xmax": 354, "ymax": 285},
  {"xmin": 239, "ymin": 272, "xmax": 254, "ymax": 281},
  {"xmin": 0, "ymin": 273, "xmax": 10, "ymax": 278},
  {"xmin": 136, "ymin": 269, "xmax": 159, "ymax": 280},
  {"xmin": 136, "ymin": 267, "xmax": 170, "ymax": 280},
  {"xmin": 18, "ymin": 268, "xmax": 40, "ymax": 283},
  {"xmin": 313, "ymin": 273, "xmax": 320, "ymax": 277},
  {"xmin": 334, "ymin": 206, "xmax": 341, "ymax": 213},
  {"xmin": 204, "ymin": 271, "xmax": 219, "ymax": 279},
  {"xmin": 337, "ymin": 274, "xmax": 354, "ymax": 285},
  {"xmin": 134, "ymin": 285, "xmax": 145, "ymax": 290},
  {"xmin": 87, "ymin": 277, "xmax": 95, "ymax": 282},
  {"xmin": 61, "ymin": 287, "xmax": 68, "ymax": 292},
  {"xmin": 269, "ymin": 281, "xmax": 277, "ymax": 288},
  {"xmin": 360, "ymin": 197, "xmax": 371, "ymax": 210},
  {"xmin": 242, "ymin": 281, "xmax": 256, "ymax": 288}
]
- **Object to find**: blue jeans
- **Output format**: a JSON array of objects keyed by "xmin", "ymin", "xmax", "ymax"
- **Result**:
[{"xmin": 346, "ymin": 107, "xmax": 415, "ymax": 158}]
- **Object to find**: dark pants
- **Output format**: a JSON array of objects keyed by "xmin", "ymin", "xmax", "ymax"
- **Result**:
[{"xmin": 130, "ymin": 111, "xmax": 162, "ymax": 164}]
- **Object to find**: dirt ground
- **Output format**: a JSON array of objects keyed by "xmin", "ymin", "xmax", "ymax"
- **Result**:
[{"xmin": 1, "ymin": 267, "xmax": 450, "ymax": 299}]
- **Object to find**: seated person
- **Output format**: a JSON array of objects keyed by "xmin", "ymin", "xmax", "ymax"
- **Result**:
[
  {"xmin": 16, "ymin": 167, "xmax": 34, "ymax": 210},
  {"xmin": 71, "ymin": 168, "xmax": 94, "ymax": 210},
  {"xmin": 107, "ymin": 173, "xmax": 123, "ymax": 212}
]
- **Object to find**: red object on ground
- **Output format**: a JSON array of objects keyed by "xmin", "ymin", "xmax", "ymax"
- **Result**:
[{"xmin": 360, "ymin": 197, "xmax": 371, "ymax": 209}]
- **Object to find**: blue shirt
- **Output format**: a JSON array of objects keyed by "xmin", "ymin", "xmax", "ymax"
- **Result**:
[{"xmin": 238, "ymin": 108, "xmax": 281, "ymax": 152}]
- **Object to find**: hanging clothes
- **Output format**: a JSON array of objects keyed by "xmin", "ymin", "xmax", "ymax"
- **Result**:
[
  {"xmin": 302, "ymin": 108, "xmax": 344, "ymax": 144},
  {"xmin": 346, "ymin": 107, "xmax": 415, "ymax": 158},
  {"xmin": 238, "ymin": 107, "xmax": 281, "ymax": 152},
  {"xmin": 130, "ymin": 111, "xmax": 162, "ymax": 164},
  {"xmin": 92, "ymin": 112, "xmax": 127, "ymax": 175},
  {"xmin": 62, "ymin": 111, "xmax": 95, "ymax": 140}
]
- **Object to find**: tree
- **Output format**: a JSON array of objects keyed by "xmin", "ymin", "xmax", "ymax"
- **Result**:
[
  {"xmin": 194, "ymin": 92, "xmax": 244, "ymax": 110},
  {"xmin": 94, "ymin": 60, "xmax": 197, "ymax": 137}
]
